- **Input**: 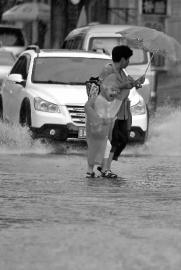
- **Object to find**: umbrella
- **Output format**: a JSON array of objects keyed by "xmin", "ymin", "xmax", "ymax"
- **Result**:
[
  {"xmin": 116, "ymin": 26, "xmax": 181, "ymax": 64},
  {"xmin": 2, "ymin": 2, "xmax": 50, "ymax": 22}
]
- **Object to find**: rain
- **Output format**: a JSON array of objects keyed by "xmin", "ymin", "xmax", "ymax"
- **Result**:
[{"xmin": 0, "ymin": 1, "xmax": 181, "ymax": 269}]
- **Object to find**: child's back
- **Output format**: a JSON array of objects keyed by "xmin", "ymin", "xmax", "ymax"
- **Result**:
[{"xmin": 94, "ymin": 93, "xmax": 122, "ymax": 120}]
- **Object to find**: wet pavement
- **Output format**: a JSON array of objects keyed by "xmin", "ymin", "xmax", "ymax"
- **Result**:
[{"xmin": 0, "ymin": 102, "xmax": 181, "ymax": 269}]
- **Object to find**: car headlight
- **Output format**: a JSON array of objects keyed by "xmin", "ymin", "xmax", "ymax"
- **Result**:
[
  {"xmin": 34, "ymin": 97, "xmax": 61, "ymax": 113},
  {"xmin": 130, "ymin": 98, "xmax": 146, "ymax": 115}
]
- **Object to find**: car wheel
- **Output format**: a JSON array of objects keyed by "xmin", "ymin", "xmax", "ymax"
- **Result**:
[
  {"xmin": 20, "ymin": 99, "xmax": 32, "ymax": 128},
  {"xmin": 0, "ymin": 96, "xmax": 3, "ymax": 120}
]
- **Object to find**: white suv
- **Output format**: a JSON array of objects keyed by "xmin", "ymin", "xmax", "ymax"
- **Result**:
[{"xmin": 0, "ymin": 47, "xmax": 149, "ymax": 142}]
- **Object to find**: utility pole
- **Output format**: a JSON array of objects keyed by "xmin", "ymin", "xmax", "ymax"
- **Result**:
[
  {"xmin": 136, "ymin": 0, "xmax": 142, "ymax": 25},
  {"xmin": 32, "ymin": 0, "xmax": 38, "ymax": 44},
  {"xmin": 50, "ymin": 0, "xmax": 86, "ymax": 48}
]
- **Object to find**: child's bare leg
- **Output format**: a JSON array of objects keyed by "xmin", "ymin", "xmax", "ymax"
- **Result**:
[
  {"xmin": 105, "ymin": 151, "xmax": 114, "ymax": 171},
  {"xmin": 86, "ymin": 163, "xmax": 96, "ymax": 178},
  {"xmin": 101, "ymin": 158, "xmax": 108, "ymax": 172},
  {"xmin": 87, "ymin": 163, "xmax": 94, "ymax": 174},
  {"xmin": 101, "ymin": 143, "xmax": 118, "ymax": 178},
  {"xmin": 101, "ymin": 139, "xmax": 111, "ymax": 172}
]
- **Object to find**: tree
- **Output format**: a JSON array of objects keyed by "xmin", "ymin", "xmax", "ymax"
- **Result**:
[
  {"xmin": 50, "ymin": 0, "xmax": 68, "ymax": 48},
  {"xmin": 50, "ymin": 0, "xmax": 107, "ymax": 49},
  {"xmin": 50, "ymin": 0, "xmax": 94, "ymax": 49},
  {"xmin": 50, "ymin": 0, "xmax": 86, "ymax": 48}
]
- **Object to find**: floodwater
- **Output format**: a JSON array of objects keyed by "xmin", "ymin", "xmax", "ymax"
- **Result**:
[{"xmin": 0, "ymin": 105, "xmax": 181, "ymax": 270}]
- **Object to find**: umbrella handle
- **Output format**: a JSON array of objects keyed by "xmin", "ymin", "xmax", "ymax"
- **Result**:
[{"xmin": 144, "ymin": 53, "xmax": 155, "ymax": 75}]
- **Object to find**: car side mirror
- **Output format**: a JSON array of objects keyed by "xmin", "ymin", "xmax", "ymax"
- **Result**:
[{"xmin": 8, "ymin": 74, "xmax": 26, "ymax": 87}]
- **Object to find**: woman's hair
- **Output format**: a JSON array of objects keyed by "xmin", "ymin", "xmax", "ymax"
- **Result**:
[{"xmin": 112, "ymin": 45, "xmax": 133, "ymax": 62}]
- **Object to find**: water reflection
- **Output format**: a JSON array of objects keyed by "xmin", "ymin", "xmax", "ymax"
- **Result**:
[{"xmin": 86, "ymin": 176, "xmax": 127, "ymax": 188}]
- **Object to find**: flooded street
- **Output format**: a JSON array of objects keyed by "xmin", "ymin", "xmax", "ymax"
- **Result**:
[{"xmin": 0, "ymin": 105, "xmax": 181, "ymax": 270}]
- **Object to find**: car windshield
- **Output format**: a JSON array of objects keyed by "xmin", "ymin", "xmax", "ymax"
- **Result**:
[
  {"xmin": 0, "ymin": 28, "xmax": 25, "ymax": 46},
  {"xmin": 89, "ymin": 37, "xmax": 147, "ymax": 65},
  {"xmin": 32, "ymin": 57, "xmax": 111, "ymax": 84},
  {"xmin": 0, "ymin": 50, "xmax": 16, "ymax": 65}
]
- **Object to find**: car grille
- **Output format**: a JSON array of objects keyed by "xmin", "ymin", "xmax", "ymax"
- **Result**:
[{"xmin": 66, "ymin": 105, "xmax": 86, "ymax": 125}]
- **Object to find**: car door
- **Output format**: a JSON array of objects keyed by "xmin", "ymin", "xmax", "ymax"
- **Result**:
[
  {"xmin": 3, "ymin": 55, "xmax": 29, "ymax": 123},
  {"xmin": 2, "ymin": 57, "xmax": 23, "ymax": 122}
]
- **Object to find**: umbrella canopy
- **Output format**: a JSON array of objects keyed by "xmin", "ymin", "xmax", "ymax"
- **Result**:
[
  {"xmin": 2, "ymin": 2, "xmax": 50, "ymax": 23},
  {"xmin": 117, "ymin": 26, "xmax": 181, "ymax": 63}
]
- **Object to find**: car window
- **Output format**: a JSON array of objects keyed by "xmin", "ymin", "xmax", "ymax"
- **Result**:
[
  {"xmin": 32, "ymin": 57, "xmax": 111, "ymax": 84},
  {"xmin": 10, "ymin": 55, "xmax": 29, "ymax": 79},
  {"xmin": 64, "ymin": 39, "xmax": 74, "ymax": 49},
  {"xmin": 0, "ymin": 27, "xmax": 25, "ymax": 46},
  {"xmin": 63, "ymin": 36, "xmax": 83, "ymax": 49},
  {"xmin": 69, "ymin": 39, "xmax": 76, "ymax": 49},
  {"xmin": 88, "ymin": 37, "xmax": 148, "ymax": 65},
  {"xmin": 71, "ymin": 36, "xmax": 83, "ymax": 49},
  {"xmin": 62, "ymin": 40, "xmax": 67, "ymax": 49}
]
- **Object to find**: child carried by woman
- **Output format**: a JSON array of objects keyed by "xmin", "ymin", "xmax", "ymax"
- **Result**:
[{"xmin": 85, "ymin": 73, "xmax": 122, "ymax": 178}]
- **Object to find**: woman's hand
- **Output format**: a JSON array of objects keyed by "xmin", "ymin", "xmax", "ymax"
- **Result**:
[
  {"xmin": 138, "ymin": 75, "xmax": 145, "ymax": 84},
  {"xmin": 129, "ymin": 75, "xmax": 145, "ymax": 89},
  {"xmin": 135, "ymin": 75, "xmax": 145, "ymax": 86}
]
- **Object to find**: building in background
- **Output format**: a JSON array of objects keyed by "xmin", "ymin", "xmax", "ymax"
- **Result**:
[
  {"xmin": 1, "ymin": 0, "xmax": 181, "ymax": 51},
  {"xmin": 100, "ymin": 0, "xmax": 181, "ymax": 70},
  {"xmin": 107, "ymin": 0, "xmax": 181, "ymax": 44},
  {"xmin": 108, "ymin": 0, "xmax": 137, "ymax": 25}
]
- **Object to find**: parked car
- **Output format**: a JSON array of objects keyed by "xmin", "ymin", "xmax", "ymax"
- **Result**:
[
  {"xmin": 63, "ymin": 23, "xmax": 157, "ymax": 107},
  {"xmin": 0, "ymin": 49, "xmax": 16, "ymax": 86},
  {"xmin": 0, "ymin": 24, "xmax": 27, "ymax": 56},
  {"xmin": 0, "ymin": 46, "xmax": 149, "ymax": 142}
]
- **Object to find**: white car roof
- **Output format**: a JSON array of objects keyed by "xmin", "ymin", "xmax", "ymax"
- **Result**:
[
  {"xmin": 65, "ymin": 24, "xmax": 136, "ymax": 38},
  {"xmin": 23, "ymin": 48, "xmax": 111, "ymax": 60}
]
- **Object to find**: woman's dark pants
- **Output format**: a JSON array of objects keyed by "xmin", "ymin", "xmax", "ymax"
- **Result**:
[{"xmin": 110, "ymin": 119, "xmax": 129, "ymax": 161}]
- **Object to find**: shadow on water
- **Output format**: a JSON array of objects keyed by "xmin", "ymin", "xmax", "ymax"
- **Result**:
[
  {"xmin": 0, "ymin": 217, "xmax": 43, "ymax": 230},
  {"xmin": 48, "ymin": 139, "xmax": 87, "ymax": 156},
  {"xmin": 86, "ymin": 176, "xmax": 127, "ymax": 188}
]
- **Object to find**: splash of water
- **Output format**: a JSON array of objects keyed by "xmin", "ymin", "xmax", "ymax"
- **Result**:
[
  {"xmin": 131, "ymin": 105, "xmax": 181, "ymax": 156},
  {"xmin": 148, "ymin": 106, "xmax": 181, "ymax": 155},
  {"xmin": 1, "ymin": 105, "xmax": 180, "ymax": 157},
  {"xmin": 0, "ymin": 121, "xmax": 87, "ymax": 156},
  {"xmin": 0, "ymin": 121, "xmax": 51, "ymax": 155}
]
